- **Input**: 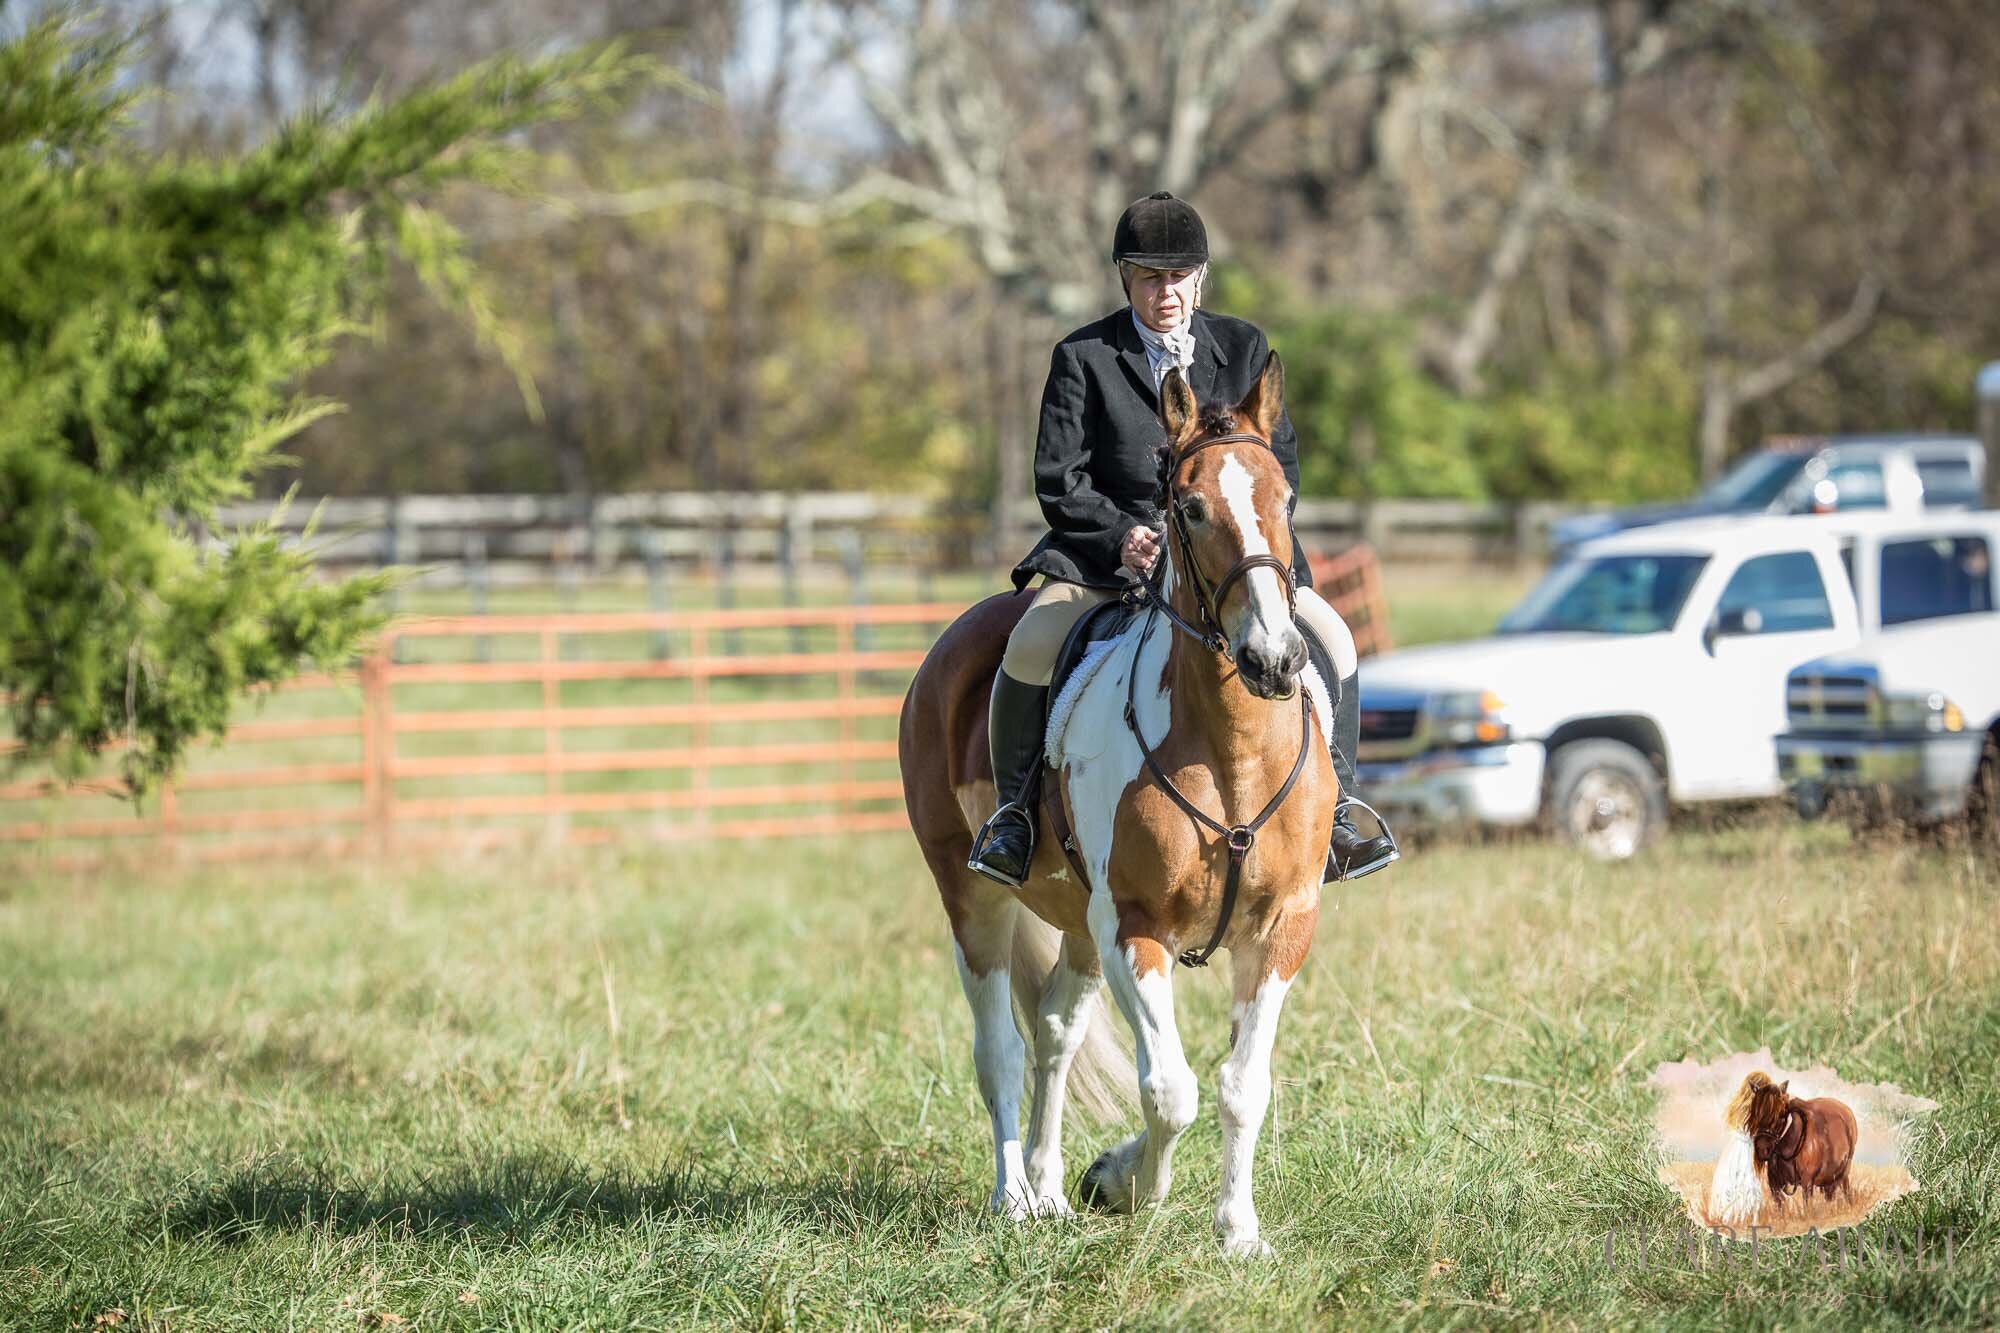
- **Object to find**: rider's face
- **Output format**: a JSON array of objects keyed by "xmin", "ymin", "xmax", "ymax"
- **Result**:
[{"xmin": 1126, "ymin": 265, "xmax": 1201, "ymax": 332}]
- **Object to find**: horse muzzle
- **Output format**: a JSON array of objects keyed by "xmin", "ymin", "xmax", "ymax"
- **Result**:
[{"xmin": 1236, "ymin": 634, "xmax": 1307, "ymax": 700}]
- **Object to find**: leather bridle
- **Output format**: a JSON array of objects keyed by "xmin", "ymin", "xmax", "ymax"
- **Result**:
[
  {"xmin": 1143, "ymin": 431, "xmax": 1300, "ymax": 654},
  {"xmin": 1117, "ymin": 429, "xmax": 1312, "ymax": 968}
]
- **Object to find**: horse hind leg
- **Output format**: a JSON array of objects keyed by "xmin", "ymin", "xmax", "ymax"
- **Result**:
[{"xmin": 947, "ymin": 880, "xmax": 1037, "ymax": 1219}]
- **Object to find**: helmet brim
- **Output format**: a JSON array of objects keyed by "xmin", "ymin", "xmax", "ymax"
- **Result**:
[{"xmin": 1115, "ymin": 252, "xmax": 1207, "ymax": 270}]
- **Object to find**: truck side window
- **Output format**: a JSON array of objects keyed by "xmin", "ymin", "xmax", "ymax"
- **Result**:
[
  {"xmin": 1715, "ymin": 552, "xmax": 1835, "ymax": 633},
  {"xmin": 1915, "ymin": 456, "xmax": 1980, "ymax": 508},
  {"xmin": 1880, "ymin": 537, "xmax": 1993, "ymax": 626}
]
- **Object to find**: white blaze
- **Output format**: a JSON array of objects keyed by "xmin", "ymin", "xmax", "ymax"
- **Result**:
[{"xmin": 1216, "ymin": 453, "xmax": 1297, "ymax": 661}]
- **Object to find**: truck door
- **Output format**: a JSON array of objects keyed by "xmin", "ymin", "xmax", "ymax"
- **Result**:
[{"xmin": 1681, "ymin": 549, "xmax": 1853, "ymax": 798}]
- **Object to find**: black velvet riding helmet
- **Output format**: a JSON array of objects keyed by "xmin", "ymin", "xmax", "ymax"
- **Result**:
[{"xmin": 1111, "ymin": 191, "xmax": 1209, "ymax": 269}]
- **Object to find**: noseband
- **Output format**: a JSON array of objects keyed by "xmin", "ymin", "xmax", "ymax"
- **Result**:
[{"xmin": 1141, "ymin": 432, "xmax": 1299, "ymax": 652}]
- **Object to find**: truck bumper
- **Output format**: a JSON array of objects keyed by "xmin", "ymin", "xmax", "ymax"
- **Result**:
[
  {"xmin": 1776, "ymin": 733, "xmax": 1984, "ymax": 820},
  {"xmin": 1355, "ymin": 742, "xmax": 1545, "ymax": 826}
]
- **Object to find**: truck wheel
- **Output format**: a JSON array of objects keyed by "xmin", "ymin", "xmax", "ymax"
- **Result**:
[{"xmin": 1547, "ymin": 739, "xmax": 1666, "ymax": 860}]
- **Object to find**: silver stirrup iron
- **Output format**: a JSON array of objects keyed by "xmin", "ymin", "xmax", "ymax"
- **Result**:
[
  {"xmin": 967, "ymin": 799, "xmax": 1032, "ymax": 885},
  {"xmin": 1334, "ymin": 794, "xmax": 1401, "ymax": 880}
]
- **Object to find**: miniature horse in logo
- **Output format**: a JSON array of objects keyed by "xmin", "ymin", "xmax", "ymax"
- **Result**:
[
  {"xmin": 898, "ymin": 355, "xmax": 1336, "ymax": 1258},
  {"xmin": 1727, "ymin": 1071, "xmax": 1859, "ymax": 1209}
]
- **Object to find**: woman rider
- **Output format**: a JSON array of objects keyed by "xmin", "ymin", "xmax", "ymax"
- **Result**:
[{"xmin": 969, "ymin": 190, "xmax": 1399, "ymax": 889}]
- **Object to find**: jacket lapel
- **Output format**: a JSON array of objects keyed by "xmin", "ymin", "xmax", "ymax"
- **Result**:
[
  {"xmin": 1192, "ymin": 310, "xmax": 1229, "ymax": 406},
  {"xmin": 1113, "ymin": 311, "xmax": 1157, "ymax": 402}
]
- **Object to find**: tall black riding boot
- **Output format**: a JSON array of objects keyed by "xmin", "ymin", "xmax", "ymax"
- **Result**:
[
  {"xmin": 1325, "ymin": 666, "xmax": 1399, "ymax": 882},
  {"xmin": 967, "ymin": 669, "xmax": 1050, "ymax": 887}
]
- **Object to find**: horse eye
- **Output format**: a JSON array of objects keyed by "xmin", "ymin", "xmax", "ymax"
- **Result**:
[{"xmin": 1179, "ymin": 497, "xmax": 1208, "ymax": 525}]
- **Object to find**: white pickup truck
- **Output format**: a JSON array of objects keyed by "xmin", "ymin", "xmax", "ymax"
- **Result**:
[
  {"xmin": 1355, "ymin": 515, "xmax": 1980, "ymax": 857},
  {"xmin": 1775, "ymin": 513, "xmax": 2000, "ymax": 838}
]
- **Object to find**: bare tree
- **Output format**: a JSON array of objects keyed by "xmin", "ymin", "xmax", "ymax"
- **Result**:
[
  {"xmin": 827, "ymin": 0, "xmax": 1592, "ymax": 319},
  {"xmin": 1430, "ymin": 0, "xmax": 1696, "ymax": 394}
]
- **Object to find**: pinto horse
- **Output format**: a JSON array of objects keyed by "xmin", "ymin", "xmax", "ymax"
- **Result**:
[
  {"xmin": 899, "ymin": 356, "xmax": 1335, "ymax": 1257},
  {"xmin": 1726, "ymin": 1071, "xmax": 1859, "ymax": 1210}
]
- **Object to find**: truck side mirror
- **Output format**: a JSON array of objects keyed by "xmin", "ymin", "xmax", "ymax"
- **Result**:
[{"xmin": 1704, "ymin": 606, "xmax": 1763, "ymax": 653}]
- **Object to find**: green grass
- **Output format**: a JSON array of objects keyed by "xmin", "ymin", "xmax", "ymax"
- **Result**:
[
  {"xmin": 2, "ymin": 826, "xmax": 1995, "ymax": 1328},
  {"xmin": 1377, "ymin": 563, "xmax": 1539, "ymax": 649}
]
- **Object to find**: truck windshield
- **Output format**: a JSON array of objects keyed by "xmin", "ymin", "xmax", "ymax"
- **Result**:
[
  {"xmin": 1700, "ymin": 451, "xmax": 1811, "ymax": 509},
  {"xmin": 1498, "ymin": 555, "xmax": 1711, "ymax": 635}
]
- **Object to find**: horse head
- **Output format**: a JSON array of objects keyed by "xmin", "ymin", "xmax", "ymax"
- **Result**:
[
  {"xmin": 1726, "ymin": 1071, "xmax": 1792, "ymax": 1137},
  {"xmin": 1157, "ymin": 353, "xmax": 1306, "ymax": 700}
]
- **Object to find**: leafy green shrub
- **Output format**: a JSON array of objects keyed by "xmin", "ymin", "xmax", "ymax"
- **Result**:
[{"xmin": 0, "ymin": 14, "xmax": 652, "ymax": 793}]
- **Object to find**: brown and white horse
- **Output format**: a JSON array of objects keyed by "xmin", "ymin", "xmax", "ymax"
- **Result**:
[{"xmin": 898, "ymin": 356, "xmax": 1335, "ymax": 1256}]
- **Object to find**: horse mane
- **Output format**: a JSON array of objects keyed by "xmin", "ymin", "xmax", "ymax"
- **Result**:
[{"xmin": 1726, "ymin": 1071, "xmax": 1780, "ymax": 1133}]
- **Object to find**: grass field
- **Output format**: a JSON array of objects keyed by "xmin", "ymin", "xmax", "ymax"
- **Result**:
[{"xmin": 3, "ymin": 825, "xmax": 1995, "ymax": 1329}]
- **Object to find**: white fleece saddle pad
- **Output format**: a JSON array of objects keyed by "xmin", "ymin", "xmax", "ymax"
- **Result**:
[{"xmin": 1044, "ymin": 627, "xmax": 1331, "ymax": 767}]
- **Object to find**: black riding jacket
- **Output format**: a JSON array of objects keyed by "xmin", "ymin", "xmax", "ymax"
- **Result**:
[{"xmin": 1010, "ymin": 307, "xmax": 1311, "ymax": 592}]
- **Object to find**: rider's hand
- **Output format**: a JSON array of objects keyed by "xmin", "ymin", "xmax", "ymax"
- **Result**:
[{"xmin": 1120, "ymin": 525, "xmax": 1162, "ymax": 577}]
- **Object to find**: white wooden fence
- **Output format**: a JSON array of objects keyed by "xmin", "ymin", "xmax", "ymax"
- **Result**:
[{"xmin": 212, "ymin": 492, "xmax": 1583, "ymax": 584}]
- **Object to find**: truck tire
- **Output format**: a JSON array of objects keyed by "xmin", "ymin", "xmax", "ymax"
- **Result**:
[{"xmin": 1546, "ymin": 739, "xmax": 1667, "ymax": 860}]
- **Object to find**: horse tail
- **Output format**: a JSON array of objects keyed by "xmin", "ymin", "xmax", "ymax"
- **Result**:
[{"xmin": 1008, "ymin": 908, "xmax": 1135, "ymax": 1126}]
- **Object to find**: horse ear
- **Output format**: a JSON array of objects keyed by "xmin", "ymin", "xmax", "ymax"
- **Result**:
[
  {"xmin": 1238, "ymin": 350, "xmax": 1285, "ymax": 441},
  {"xmin": 1161, "ymin": 368, "xmax": 1199, "ymax": 446},
  {"xmin": 1781, "ymin": 1080, "xmax": 1790, "ymax": 1095}
]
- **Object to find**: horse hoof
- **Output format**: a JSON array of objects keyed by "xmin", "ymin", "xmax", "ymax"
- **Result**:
[
  {"xmin": 1032, "ymin": 1192, "xmax": 1076, "ymax": 1220},
  {"xmin": 990, "ymin": 1189, "xmax": 1034, "ymax": 1222},
  {"xmin": 1078, "ymin": 1150, "xmax": 1130, "ymax": 1213},
  {"xmin": 1221, "ymin": 1232, "xmax": 1274, "ymax": 1259}
]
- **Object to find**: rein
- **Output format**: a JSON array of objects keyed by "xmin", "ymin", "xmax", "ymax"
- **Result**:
[{"xmin": 1116, "ymin": 429, "xmax": 1313, "ymax": 968}]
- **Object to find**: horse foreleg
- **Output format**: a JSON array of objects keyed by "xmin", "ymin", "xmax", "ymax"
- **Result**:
[
  {"xmin": 950, "ymin": 890, "xmax": 1033, "ymax": 1219},
  {"xmin": 1085, "ymin": 912, "xmax": 1196, "ymax": 1214},
  {"xmin": 1213, "ymin": 898, "xmax": 1315, "ymax": 1258},
  {"xmin": 1022, "ymin": 935, "xmax": 1101, "ymax": 1216}
]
